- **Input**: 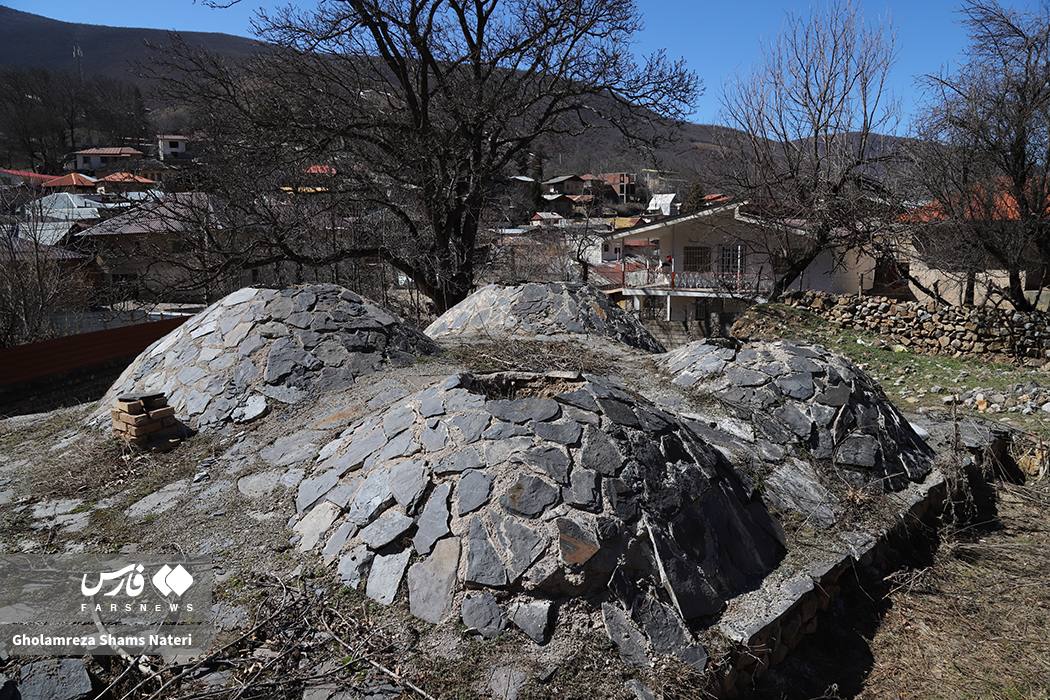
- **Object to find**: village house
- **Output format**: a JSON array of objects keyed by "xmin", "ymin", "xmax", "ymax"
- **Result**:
[
  {"xmin": 595, "ymin": 201, "xmax": 877, "ymax": 327},
  {"xmin": 542, "ymin": 174, "xmax": 586, "ymax": 195},
  {"xmin": 601, "ymin": 172, "xmax": 637, "ymax": 204},
  {"xmin": 157, "ymin": 135, "xmax": 192, "ymax": 161},
  {"xmin": 72, "ymin": 147, "xmax": 144, "ymax": 174},
  {"xmin": 41, "ymin": 173, "xmax": 98, "ymax": 194}
]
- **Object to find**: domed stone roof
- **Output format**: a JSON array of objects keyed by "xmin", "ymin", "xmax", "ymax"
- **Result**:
[
  {"xmin": 425, "ymin": 283, "xmax": 665, "ymax": 352},
  {"xmin": 659, "ymin": 340, "xmax": 934, "ymax": 495},
  {"xmin": 291, "ymin": 371, "xmax": 785, "ymax": 667},
  {"xmin": 98, "ymin": 284, "xmax": 437, "ymax": 429}
]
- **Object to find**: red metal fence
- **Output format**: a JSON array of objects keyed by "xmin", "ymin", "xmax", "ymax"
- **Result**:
[{"xmin": 0, "ymin": 318, "xmax": 187, "ymax": 387}]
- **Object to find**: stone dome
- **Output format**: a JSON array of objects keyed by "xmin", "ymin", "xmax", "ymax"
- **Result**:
[
  {"xmin": 291, "ymin": 371, "xmax": 785, "ymax": 667},
  {"xmin": 97, "ymin": 284, "xmax": 437, "ymax": 429},
  {"xmin": 425, "ymin": 283, "xmax": 665, "ymax": 352},
  {"xmin": 659, "ymin": 340, "xmax": 934, "ymax": 495}
]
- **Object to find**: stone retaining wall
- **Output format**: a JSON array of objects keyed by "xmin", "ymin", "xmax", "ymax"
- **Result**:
[{"xmin": 780, "ymin": 291, "xmax": 1050, "ymax": 366}]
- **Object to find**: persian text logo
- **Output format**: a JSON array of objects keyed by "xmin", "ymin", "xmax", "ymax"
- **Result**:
[
  {"xmin": 80, "ymin": 564, "xmax": 194, "ymax": 599},
  {"xmin": 81, "ymin": 564, "xmax": 146, "ymax": 598}
]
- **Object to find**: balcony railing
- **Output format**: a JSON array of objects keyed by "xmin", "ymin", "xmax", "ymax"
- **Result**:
[{"xmin": 620, "ymin": 266, "xmax": 773, "ymax": 294}]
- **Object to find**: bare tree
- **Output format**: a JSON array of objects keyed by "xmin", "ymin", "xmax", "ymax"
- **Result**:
[
  {"xmin": 718, "ymin": 1, "xmax": 900, "ymax": 301},
  {"xmin": 158, "ymin": 0, "xmax": 699, "ymax": 313},
  {"xmin": 908, "ymin": 0, "xmax": 1050, "ymax": 311},
  {"xmin": 0, "ymin": 190, "xmax": 95, "ymax": 347}
]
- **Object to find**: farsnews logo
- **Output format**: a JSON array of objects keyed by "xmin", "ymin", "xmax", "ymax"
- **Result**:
[
  {"xmin": 81, "ymin": 564, "xmax": 194, "ymax": 599},
  {"xmin": 152, "ymin": 564, "xmax": 194, "ymax": 597}
]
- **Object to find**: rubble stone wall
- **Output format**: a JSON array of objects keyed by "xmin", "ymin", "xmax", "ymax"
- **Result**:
[{"xmin": 778, "ymin": 291, "xmax": 1050, "ymax": 365}]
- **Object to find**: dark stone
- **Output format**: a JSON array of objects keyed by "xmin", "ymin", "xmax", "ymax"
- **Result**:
[
  {"xmin": 456, "ymin": 469, "xmax": 493, "ymax": 515},
  {"xmin": 602, "ymin": 603, "xmax": 649, "ymax": 667},
  {"xmin": 461, "ymin": 592, "xmax": 506, "ymax": 639},
  {"xmin": 580, "ymin": 427, "xmax": 624, "ymax": 476},
  {"xmin": 509, "ymin": 599, "xmax": 553, "ymax": 643},
  {"xmin": 465, "ymin": 517, "xmax": 508, "ymax": 586},
  {"xmin": 565, "ymin": 468, "xmax": 600, "ymax": 510},
  {"xmin": 501, "ymin": 474, "xmax": 560, "ymax": 518},
  {"xmin": 775, "ymin": 372, "xmax": 816, "ymax": 400},
  {"xmin": 533, "ymin": 419, "xmax": 583, "ymax": 445},
  {"xmin": 18, "ymin": 659, "xmax": 93, "ymax": 700},
  {"xmin": 412, "ymin": 483, "xmax": 451, "ymax": 554},
  {"xmin": 487, "ymin": 397, "xmax": 560, "ymax": 424},
  {"xmin": 556, "ymin": 517, "xmax": 600, "ymax": 568},
  {"xmin": 522, "ymin": 445, "xmax": 572, "ymax": 483}
]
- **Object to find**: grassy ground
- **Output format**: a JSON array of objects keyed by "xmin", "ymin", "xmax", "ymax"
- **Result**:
[{"xmin": 735, "ymin": 304, "xmax": 1050, "ymax": 440}]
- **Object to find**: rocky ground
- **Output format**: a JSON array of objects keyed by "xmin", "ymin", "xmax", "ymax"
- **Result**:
[{"xmin": 0, "ymin": 287, "xmax": 1047, "ymax": 699}]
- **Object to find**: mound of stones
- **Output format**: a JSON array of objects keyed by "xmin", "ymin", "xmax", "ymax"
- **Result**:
[
  {"xmin": 659, "ymin": 341, "xmax": 934, "ymax": 503},
  {"xmin": 424, "ymin": 282, "xmax": 665, "ymax": 352},
  {"xmin": 292, "ymin": 371, "xmax": 785, "ymax": 667},
  {"xmin": 98, "ymin": 284, "xmax": 437, "ymax": 429}
]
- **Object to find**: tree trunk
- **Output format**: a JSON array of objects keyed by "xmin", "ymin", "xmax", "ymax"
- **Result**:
[
  {"xmin": 767, "ymin": 248, "xmax": 821, "ymax": 302},
  {"xmin": 1008, "ymin": 268, "xmax": 1033, "ymax": 311}
]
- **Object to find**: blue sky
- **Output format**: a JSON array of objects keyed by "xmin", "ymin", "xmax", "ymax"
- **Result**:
[{"xmin": 5, "ymin": 0, "xmax": 1042, "ymax": 128}]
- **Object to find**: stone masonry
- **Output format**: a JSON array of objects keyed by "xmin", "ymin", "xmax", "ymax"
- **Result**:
[
  {"xmin": 425, "ymin": 282, "xmax": 666, "ymax": 352},
  {"xmin": 778, "ymin": 290, "xmax": 1050, "ymax": 365},
  {"xmin": 96, "ymin": 284, "xmax": 437, "ymax": 430},
  {"xmin": 292, "ymin": 371, "xmax": 786, "ymax": 669}
]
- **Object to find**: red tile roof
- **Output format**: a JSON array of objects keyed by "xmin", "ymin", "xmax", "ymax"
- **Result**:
[
  {"xmin": 42, "ymin": 173, "xmax": 97, "ymax": 188},
  {"xmin": 97, "ymin": 172, "xmax": 156, "ymax": 184},
  {"xmin": 74, "ymin": 147, "xmax": 143, "ymax": 157},
  {"xmin": 0, "ymin": 168, "xmax": 58, "ymax": 185}
]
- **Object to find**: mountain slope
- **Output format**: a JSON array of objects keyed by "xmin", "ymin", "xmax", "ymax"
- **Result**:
[{"xmin": 0, "ymin": 5, "xmax": 264, "ymax": 82}]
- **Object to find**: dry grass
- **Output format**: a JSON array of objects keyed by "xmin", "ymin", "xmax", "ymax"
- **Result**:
[{"xmin": 859, "ymin": 481, "xmax": 1050, "ymax": 700}]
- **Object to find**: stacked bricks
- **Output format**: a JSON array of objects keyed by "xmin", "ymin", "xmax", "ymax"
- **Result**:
[{"xmin": 110, "ymin": 393, "xmax": 180, "ymax": 447}]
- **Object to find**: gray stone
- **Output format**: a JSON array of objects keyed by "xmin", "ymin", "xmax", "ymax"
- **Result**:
[
  {"xmin": 461, "ymin": 591, "xmax": 506, "ymax": 639},
  {"xmin": 522, "ymin": 445, "xmax": 572, "ymax": 483},
  {"xmin": 488, "ymin": 665, "xmax": 528, "ymax": 700},
  {"xmin": 434, "ymin": 447, "xmax": 483, "ymax": 474},
  {"xmin": 509, "ymin": 599, "xmax": 553, "ymax": 643},
  {"xmin": 602, "ymin": 603, "xmax": 649, "ymax": 667},
  {"xmin": 345, "ymin": 469, "xmax": 393, "ymax": 525},
  {"xmin": 491, "ymin": 512, "xmax": 549, "ymax": 583},
  {"xmin": 337, "ymin": 546, "xmax": 373, "ymax": 589},
  {"xmin": 412, "ymin": 483, "xmax": 451, "ymax": 554},
  {"xmin": 389, "ymin": 460, "xmax": 428, "ymax": 511},
  {"xmin": 816, "ymin": 384, "xmax": 852, "ymax": 406},
  {"xmin": 407, "ymin": 537, "xmax": 460, "ymax": 623},
  {"xmin": 365, "ymin": 549, "xmax": 412, "ymax": 605},
  {"xmin": 231, "ymin": 394, "xmax": 268, "ymax": 423},
  {"xmin": 581, "ymin": 427, "xmax": 623, "ymax": 476},
  {"xmin": 456, "ymin": 469, "xmax": 492, "ymax": 515},
  {"xmin": 501, "ymin": 474, "xmax": 559, "ymax": 518},
  {"xmin": 18, "ymin": 659, "xmax": 93, "ymax": 700},
  {"xmin": 448, "ymin": 412, "xmax": 490, "ymax": 443},
  {"xmin": 836, "ymin": 434, "xmax": 878, "ymax": 468},
  {"xmin": 465, "ymin": 517, "xmax": 508, "ymax": 586},
  {"xmin": 725, "ymin": 366, "xmax": 769, "ymax": 387},
  {"xmin": 775, "ymin": 372, "xmax": 816, "ymax": 400},
  {"xmin": 359, "ymin": 508, "xmax": 415, "ymax": 549},
  {"xmin": 293, "ymin": 501, "xmax": 340, "ymax": 551},
  {"xmin": 322, "ymin": 521, "xmax": 357, "ymax": 562},
  {"xmin": 565, "ymin": 468, "xmax": 600, "ymax": 510},
  {"xmin": 487, "ymin": 397, "xmax": 560, "ymax": 424},
  {"xmin": 533, "ymin": 419, "xmax": 583, "ymax": 445}
]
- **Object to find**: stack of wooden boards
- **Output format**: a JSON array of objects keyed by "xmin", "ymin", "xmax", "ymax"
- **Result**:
[{"xmin": 110, "ymin": 393, "xmax": 181, "ymax": 447}]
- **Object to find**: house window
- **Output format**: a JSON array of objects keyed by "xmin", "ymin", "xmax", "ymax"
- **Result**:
[
  {"xmin": 683, "ymin": 246, "xmax": 711, "ymax": 272},
  {"xmin": 720, "ymin": 244, "xmax": 745, "ymax": 275},
  {"xmin": 169, "ymin": 141, "xmax": 180, "ymax": 149},
  {"xmin": 602, "ymin": 243, "xmax": 609, "ymax": 253}
]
